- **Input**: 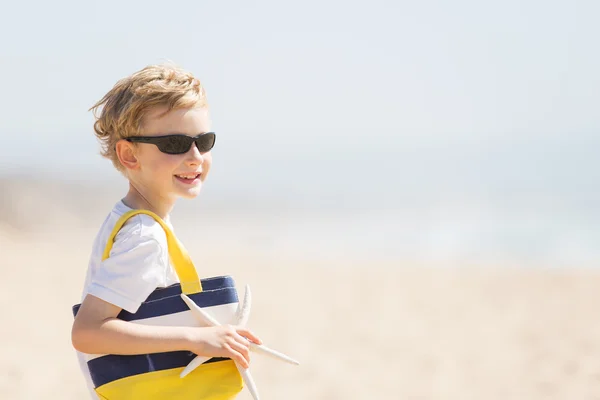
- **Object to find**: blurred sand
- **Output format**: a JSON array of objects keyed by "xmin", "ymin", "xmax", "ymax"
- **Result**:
[{"xmin": 2, "ymin": 179, "xmax": 600, "ymax": 399}]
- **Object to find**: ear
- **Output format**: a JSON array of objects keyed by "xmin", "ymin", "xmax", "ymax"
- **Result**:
[{"xmin": 115, "ymin": 139, "xmax": 140, "ymax": 171}]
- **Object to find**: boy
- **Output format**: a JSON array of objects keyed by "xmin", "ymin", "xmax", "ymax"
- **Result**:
[{"xmin": 71, "ymin": 63, "xmax": 261, "ymax": 398}]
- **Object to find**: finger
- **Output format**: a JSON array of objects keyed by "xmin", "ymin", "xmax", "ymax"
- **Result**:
[
  {"xmin": 225, "ymin": 327, "xmax": 251, "ymax": 349},
  {"xmin": 224, "ymin": 343, "xmax": 249, "ymax": 369},
  {"xmin": 232, "ymin": 331, "xmax": 251, "ymax": 347},
  {"xmin": 235, "ymin": 328, "xmax": 262, "ymax": 345},
  {"xmin": 228, "ymin": 335, "xmax": 251, "ymax": 364}
]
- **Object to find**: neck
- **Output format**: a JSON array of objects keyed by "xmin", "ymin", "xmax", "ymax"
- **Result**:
[{"xmin": 122, "ymin": 182, "xmax": 175, "ymax": 220}]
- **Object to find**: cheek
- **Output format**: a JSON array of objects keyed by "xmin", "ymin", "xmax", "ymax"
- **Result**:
[
  {"xmin": 202, "ymin": 153, "xmax": 213, "ymax": 177},
  {"xmin": 140, "ymin": 149, "xmax": 179, "ymax": 176}
]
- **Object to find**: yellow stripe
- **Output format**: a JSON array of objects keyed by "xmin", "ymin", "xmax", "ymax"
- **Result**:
[
  {"xmin": 95, "ymin": 360, "xmax": 243, "ymax": 400},
  {"xmin": 103, "ymin": 209, "xmax": 202, "ymax": 294}
]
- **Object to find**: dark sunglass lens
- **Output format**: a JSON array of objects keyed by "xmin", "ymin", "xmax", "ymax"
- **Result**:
[
  {"xmin": 157, "ymin": 136, "xmax": 193, "ymax": 154},
  {"xmin": 195, "ymin": 133, "xmax": 216, "ymax": 152}
]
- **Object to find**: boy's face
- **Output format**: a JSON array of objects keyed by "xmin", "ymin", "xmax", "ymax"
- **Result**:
[{"xmin": 125, "ymin": 106, "xmax": 213, "ymax": 202}]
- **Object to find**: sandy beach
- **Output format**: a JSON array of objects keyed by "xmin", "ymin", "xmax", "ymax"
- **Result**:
[
  {"xmin": 2, "ymin": 181, "xmax": 600, "ymax": 400},
  {"xmin": 2, "ymin": 0, "xmax": 599, "ymax": 396}
]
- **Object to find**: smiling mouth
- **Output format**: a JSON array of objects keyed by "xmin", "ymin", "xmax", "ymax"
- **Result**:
[{"xmin": 175, "ymin": 173, "xmax": 201, "ymax": 180}]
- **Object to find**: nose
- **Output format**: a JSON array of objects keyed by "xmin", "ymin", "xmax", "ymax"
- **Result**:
[{"xmin": 185, "ymin": 142, "xmax": 204, "ymax": 166}]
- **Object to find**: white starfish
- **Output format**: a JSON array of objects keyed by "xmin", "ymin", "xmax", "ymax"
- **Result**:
[{"xmin": 180, "ymin": 285, "xmax": 299, "ymax": 400}]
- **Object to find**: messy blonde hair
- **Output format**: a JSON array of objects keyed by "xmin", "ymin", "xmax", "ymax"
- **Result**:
[{"xmin": 90, "ymin": 63, "xmax": 208, "ymax": 172}]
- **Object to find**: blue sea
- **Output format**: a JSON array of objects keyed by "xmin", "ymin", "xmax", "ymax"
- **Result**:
[{"xmin": 2, "ymin": 132, "xmax": 598, "ymax": 268}]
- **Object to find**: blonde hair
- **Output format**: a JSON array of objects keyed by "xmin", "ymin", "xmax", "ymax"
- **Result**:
[{"xmin": 90, "ymin": 63, "xmax": 208, "ymax": 172}]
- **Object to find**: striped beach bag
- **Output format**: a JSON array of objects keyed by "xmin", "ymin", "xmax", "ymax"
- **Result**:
[{"xmin": 72, "ymin": 210, "xmax": 243, "ymax": 399}]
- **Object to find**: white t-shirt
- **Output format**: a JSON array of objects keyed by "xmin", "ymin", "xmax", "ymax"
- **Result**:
[{"xmin": 76, "ymin": 200, "xmax": 179, "ymax": 399}]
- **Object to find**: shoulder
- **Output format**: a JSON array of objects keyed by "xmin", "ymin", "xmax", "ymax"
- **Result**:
[
  {"xmin": 111, "ymin": 213, "xmax": 169, "ymax": 255},
  {"xmin": 89, "ymin": 210, "xmax": 174, "ymax": 313},
  {"xmin": 120, "ymin": 213, "xmax": 167, "ymax": 240}
]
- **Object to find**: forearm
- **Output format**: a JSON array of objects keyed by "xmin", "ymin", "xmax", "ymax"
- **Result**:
[
  {"xmin": 72, "ymin": 313, "xmax": 261, "ymax": 368},
  {"xmin": 72, "ymin": 318, "xmax": 191, "ymax": 355}
]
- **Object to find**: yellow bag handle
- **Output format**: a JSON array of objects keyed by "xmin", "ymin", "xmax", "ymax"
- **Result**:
[{"xmin": 102, "ymin": 209, "xmax": 203, "ymax": 294}]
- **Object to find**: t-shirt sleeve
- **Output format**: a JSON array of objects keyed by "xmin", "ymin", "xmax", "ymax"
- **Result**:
[{"xmin": 87, "ymin": 215, "xmax": 170, "ymax": 314}]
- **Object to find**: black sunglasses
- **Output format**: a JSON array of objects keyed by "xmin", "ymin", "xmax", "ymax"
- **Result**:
[{"xmin": 125, "ymin": 132, "xmax": 216, "ymax": 155}]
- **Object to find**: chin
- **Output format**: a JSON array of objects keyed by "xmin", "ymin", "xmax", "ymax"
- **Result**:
[
  {"xmin": 172, "ymin": 177, "xmax": 204, "ymax": 199},
  {"xmin": 178, "ymin": 186, "xmax": 203, "ymax": 199}
]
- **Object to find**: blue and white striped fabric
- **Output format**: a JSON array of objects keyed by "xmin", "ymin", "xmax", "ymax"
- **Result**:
[{"xmin": 72, "ymin": 276, "xmax": 239, "ymax": 389}]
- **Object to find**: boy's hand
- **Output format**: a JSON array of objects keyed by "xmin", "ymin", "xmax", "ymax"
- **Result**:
[{"xmin": 187, "ymin": 325, "xmax": 262, "ymax": 369}]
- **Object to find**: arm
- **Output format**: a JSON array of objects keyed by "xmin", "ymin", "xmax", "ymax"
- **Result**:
[
  {"xmin": 71, "ymin": 294, "xmax": 261, "ymax": 368},
  {"xmin": 72, "ymin": 294, "xmax": 189, "ymax": 355}
]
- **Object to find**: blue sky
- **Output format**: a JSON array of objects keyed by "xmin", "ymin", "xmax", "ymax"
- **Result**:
[{"xmin": 0, "ymin": 0, "xmax": 598, "ymax": 205}]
